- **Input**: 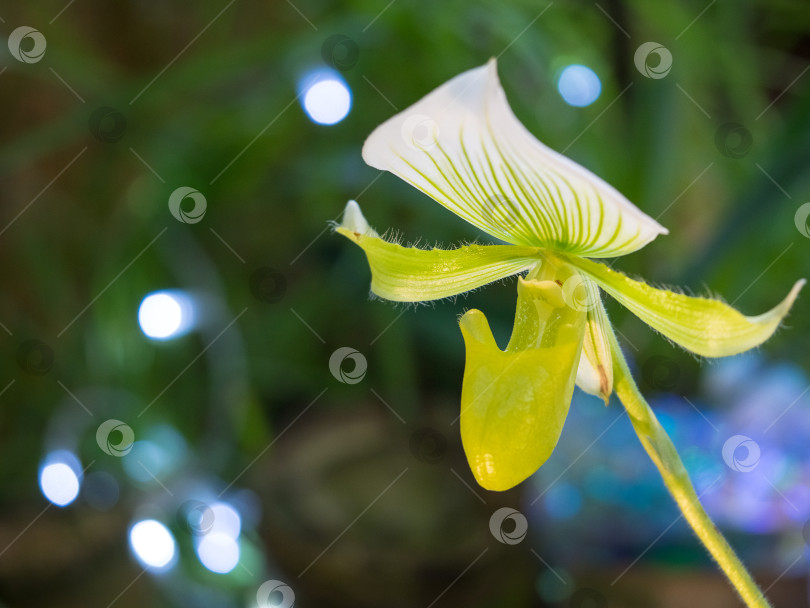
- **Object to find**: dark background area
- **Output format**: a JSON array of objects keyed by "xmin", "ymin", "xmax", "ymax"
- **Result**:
[{"xmin": 1, "ymin": 1, "xmax": 809, "ymax": 607}]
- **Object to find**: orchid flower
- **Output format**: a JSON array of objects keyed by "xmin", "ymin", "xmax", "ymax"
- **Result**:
[{"xmin": 335, "ymin": 59, "xmax": 803, "ymax": 607}]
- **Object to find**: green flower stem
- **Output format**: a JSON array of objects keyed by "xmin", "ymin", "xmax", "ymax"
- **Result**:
[{"xmin": 607, "ymin": 327, "xmax": 771, "ymax": 608}]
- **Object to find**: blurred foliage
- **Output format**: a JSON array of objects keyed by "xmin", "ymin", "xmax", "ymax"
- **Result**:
[{"xmin": 1, "ymin": 0, "xmax": 809, "ymax": 606}]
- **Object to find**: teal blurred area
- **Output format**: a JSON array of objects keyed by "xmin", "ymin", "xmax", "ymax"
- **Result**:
[{"xmin": 0, "ymin": 1, "xmax": 809, "ymax": 606}]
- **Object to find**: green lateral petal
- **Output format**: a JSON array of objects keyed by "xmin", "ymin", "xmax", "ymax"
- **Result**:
[
  {"xmin": 460, "ymin": 275, "xmax": 586, "ymax": 491},
  {"xmin": 362, "ymin": 59, "xmax": 667, "ymax": 257},
  {"xmin": 336, "ymin": 200, "xmax": 542, "ymax": 302},
  {"xmin": 569, "ymin": 255, "xmax": 806, "ymax": 357}
]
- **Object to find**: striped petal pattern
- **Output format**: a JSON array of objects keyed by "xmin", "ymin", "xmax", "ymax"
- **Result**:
[{"xmin": 362, "ymin": 59, "xmax": 668, "ymax": 257}]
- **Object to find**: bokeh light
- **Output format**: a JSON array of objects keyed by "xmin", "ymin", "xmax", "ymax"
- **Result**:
[
  {"xmin": 557, "ymin": 64, "xmax": 601, "ymax": 107},
  {"xmin": 300, "ymin": 69, "xmax": 352, "ymax": 125},
  {"xmin": 138, "ymin": 291, "xmax": 195, "ymax": 340},
  {"xmin": 191, "ymin": 501, "xmax": 242, "ymax": 573},
  {"xmin": 129, "ymin": 519, "xmax": 177, "ymax": 571},
  {"xmin": 196, "ymin": 533, "xmax": 240, "ymax": 574},
  {"xmin": 39, "ymin": 451, "xmax": 82, "ymax": 507},
  {"xmin": 208, "ymin": 501, "xmax": 241, "ymax": 539}
]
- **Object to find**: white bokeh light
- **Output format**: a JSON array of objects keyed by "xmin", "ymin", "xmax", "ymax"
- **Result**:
[
  {"xmin": 209, "ymin": 502, "xmax": 241, "ymax": 539},
  {"xmin": 39, "ymin": 451, "xmax": 82, "ymax": 507},
  {"xmin": 138, "ymin": 291, "xmax": 194, "ymax": 340},
  {"xmin": 129, "ymin": 519, "xmax": 177, "ymax": 570},
  {"xmin": 300, "ymin": 69, "xmax": 351, "ymax": 125},
  {"xmin": 557, "ymin": 64, "xmax": 602, "ymax": 107},
  {"xmin": 196, "ymin": 532, "xmax": 240, "ymax": 574}
]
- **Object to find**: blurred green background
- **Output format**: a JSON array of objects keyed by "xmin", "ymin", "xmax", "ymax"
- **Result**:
[{"xmin": 1, "ymin": 1, "xmax": 809, "ymax": 607}]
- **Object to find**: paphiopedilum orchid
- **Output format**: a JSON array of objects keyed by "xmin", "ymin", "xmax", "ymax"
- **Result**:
[{"xmin": 336, "ymin": 59, "xmax": 803, "ymax": 607}]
